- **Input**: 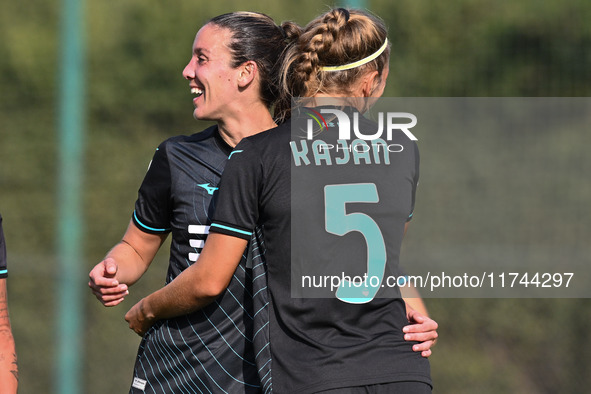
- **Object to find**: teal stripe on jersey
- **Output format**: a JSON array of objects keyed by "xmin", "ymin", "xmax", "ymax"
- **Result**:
[
  {"xmin": 0, "ymin": 269, "xmax": 7, "ymax": 275},
  {"xmin": 228, "ymin": 150, "xmax": 243, "ymax": 159},
  {"xmin": 133, "ymin": 210, "xmax": 171, "ymax": 232},
  {"xmin": 210, "ymin": 223, "xmax": 252, "ymax": 236}
]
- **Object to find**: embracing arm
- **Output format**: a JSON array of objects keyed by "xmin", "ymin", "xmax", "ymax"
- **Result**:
[
  {"xmin": 125, "ymin": 233, "xmax": 248, "ymax": 335},
  {"xmin": 401, "ymin": 222, "xmax": 438, "ymax": 357},
  {"xmin": 0, "ymin": 279, "xmax": 18, "ymax": 394},
  {"xmin": 403, "ymin": 302, "xmax": 438, "ymax": 358},
  {"xmin": 88, "ymin": 220, "xmax": 167, "ymax": 306}
]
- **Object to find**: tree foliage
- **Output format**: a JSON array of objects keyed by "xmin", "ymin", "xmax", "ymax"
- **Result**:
[{"xmin": 1, "ymin": 0, "xmax": 590, "ymax": 392}]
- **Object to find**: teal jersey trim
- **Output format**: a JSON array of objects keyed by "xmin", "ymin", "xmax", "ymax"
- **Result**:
[
  {"xmin": 133, "ymin": 210, "xmax": 171, "ymax": 232},
  {"xmin": 211, "ymin": 223, "xmax": 252, "ymax": 236}
]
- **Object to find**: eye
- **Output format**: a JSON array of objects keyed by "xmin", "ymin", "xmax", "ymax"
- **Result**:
[{"xmin": 198, "ymin": 56, "xmax": 208, "ymax": 64}]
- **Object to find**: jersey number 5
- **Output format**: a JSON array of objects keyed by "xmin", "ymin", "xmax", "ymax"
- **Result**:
[{"xmin": 324, "ymin": 183, "xmax": 386, "ymax": 304}]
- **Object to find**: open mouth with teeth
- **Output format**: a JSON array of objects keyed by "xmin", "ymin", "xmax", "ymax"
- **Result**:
[{"xmin": 191, "ymin": 87, "xmax": 204, "ymax": 97}]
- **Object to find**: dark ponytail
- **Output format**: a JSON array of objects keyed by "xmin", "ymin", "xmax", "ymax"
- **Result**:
[{"xmin": 208, "ymin": 12, "xmax": 299, "ymax": 123}]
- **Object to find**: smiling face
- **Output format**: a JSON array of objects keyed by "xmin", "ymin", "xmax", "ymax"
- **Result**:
[{"xmin": 182, "ymin": 23, "xmax": 240, "ymax": 121}]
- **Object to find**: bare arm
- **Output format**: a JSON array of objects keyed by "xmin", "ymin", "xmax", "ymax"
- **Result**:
[
  {"xmin": 0, "ymin": 279, "xmax": 18, "ymax": 394},
  {"xmin": 125, "ymin": 233, "xmax": 248, "ymax": 335},
  {"xmin": 89, "ymin": 220, "xmax": 168, "ymax": 306},
  {"xmin": 124, "ymin": 220, "xmax": 441, "ymax": 360}
]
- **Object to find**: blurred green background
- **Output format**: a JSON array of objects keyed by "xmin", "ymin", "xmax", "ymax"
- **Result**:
[{"xmin": 1, "ymin": 0, "xmax": 590, "ymax": 392}]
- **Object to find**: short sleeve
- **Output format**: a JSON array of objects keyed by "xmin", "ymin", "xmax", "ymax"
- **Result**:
[
  {"xmin": 132, "ymin": 143, "xmax": 173, "ymax": 234},
  {"xmin": 210, "ymin": 139, "xmax": 262, "ymax": 240},
  {"xmin": 0, "ymin": 214, "xmax": 7, "ymax": 278}
]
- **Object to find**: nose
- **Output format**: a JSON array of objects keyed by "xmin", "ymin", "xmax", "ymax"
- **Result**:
[{"xmin": 182, "ymin": 58, "xmax": 195, "ymax": 80}]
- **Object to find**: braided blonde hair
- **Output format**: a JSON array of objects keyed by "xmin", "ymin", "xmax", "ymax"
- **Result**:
[{"xmin": 278, "ymin": 8, "xmax": 390, "ymax": 114}]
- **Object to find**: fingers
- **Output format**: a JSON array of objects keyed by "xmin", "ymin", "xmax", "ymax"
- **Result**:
[
  {"xmin": 403, "ymin": 314, "xmax": 439, "ymax": 358},
  {"xmin": 102, "ymin": 257, "xmax": 118, "ymax": 278},
  {"xmin": 89, "ymin": 259, "xmax": 120, "ymax": 286},
  {"xmin": 404, "ymin": 317, "xmax": 438, "ymax": 334},
  {"xmin": 88, "ymin": 259, "xmax": 128, "ymax": 306},
  {"xmin": 406, "ymin": 332, "xmax": 437, "ymax": 358},
  {"xmin": 404, "ymin": 330, "xmax": 438, "ymax": 343},
  {"xmin": 89, "ymin": 285, "xmax": 129, "ymax": 306},
  {"xmin": 405, "ymin": 307, "xmax": 427, "ymax": 324},
  {"xmin": 126, "ymin": 318, "xmax": 146, "ymax": 337},
  {"xmin": 125, "ymin": 302, "xmax": 149, "ymax": 336},
  {"xmin": 88, "ymin": 279, "xmax": 128, "ymax": 299},
  {"xmin": 403, "ymin": 320, "xmax": 439, "ymax": 343},
  {"xmin": 411, "ymin": 339, "xmax": 435, "ymax": 352},
  {"xmin": 128, "ymin": 324, "xmax": 146, "ymax": 337},
  {"xmin": 88, "ymin": 281, "xmax": 128, "ymax": 295},
  {"xmin": 99, "ymin": 295, "xmax": 127, "ymax": 307}
]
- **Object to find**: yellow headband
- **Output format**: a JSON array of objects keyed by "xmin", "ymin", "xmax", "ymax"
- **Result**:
[{"xmin": 319, "ymin": 38, "xmax": 389, "ymax": 72}]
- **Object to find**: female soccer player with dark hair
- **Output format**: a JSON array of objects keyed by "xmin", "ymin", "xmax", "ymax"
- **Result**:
[
  {"xmin": 124, "ymin": 8, "xmax": 435, "ymax": 393},
  {"xmin": 89, "ymin": 12, "xmax": 294, "ymax": 393}
]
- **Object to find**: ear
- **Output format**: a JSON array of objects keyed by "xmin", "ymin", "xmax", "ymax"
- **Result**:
[
  {"xmin": 237, "ymin": 60, "xmax": 257, "ymax": 88},
  {"xmin": 360, "ymin": 70, "xmax": 381, "ymax": 97}
]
